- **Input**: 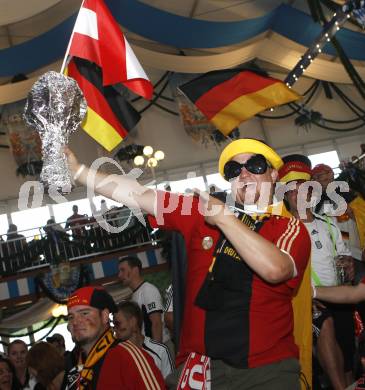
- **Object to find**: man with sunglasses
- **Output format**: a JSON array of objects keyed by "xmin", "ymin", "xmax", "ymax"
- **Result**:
[{"xmin": 65, "ymin": 139, "xmax": 310, "ymax": 389}]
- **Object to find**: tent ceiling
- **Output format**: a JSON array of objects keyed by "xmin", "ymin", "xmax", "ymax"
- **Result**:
[{"xmin": 0, "ymin": 0, "xmax": 363, "ymax": 92}]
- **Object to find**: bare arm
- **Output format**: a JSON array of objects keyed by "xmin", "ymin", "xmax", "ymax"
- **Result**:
[
  {"xmin": 65, "ymin": 148, "xmax": 156, "ymax": 216},
  {"xmin": 316, "ymin": 283, "xmax": 365, "ymax": 304},
  {"xmin": 149, "ymin": 312, "xmax": 163, "ymax": 342},
  {"xmin": 202, "ymin": 194, "xmax": 295, "ymax": 284}
]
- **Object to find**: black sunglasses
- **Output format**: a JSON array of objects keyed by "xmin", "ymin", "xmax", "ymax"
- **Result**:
[{"xmin": 223, "ymin": 154, "xmax": 268, "ymax": 181}]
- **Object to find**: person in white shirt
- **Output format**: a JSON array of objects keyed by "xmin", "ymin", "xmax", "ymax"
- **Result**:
[
  {"xmin": 306, "ymin": 213, "xmax": 352, "ymax": 287},
  {"xmin": 118, "ymin": 255, "xmax": 170, "ymax": 343},
  {"xmin": 312, "ymin": 163, "xmax": 362, "ymax": 261},
  {"xmin": 114, "ymin": 301, "xmax": 174, "ymax": 379},
  {"xmin": 279, "ymin": 155, "xmax": 353, "ymax": 390}
]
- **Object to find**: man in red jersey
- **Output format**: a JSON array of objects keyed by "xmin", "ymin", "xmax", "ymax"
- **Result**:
[
  {"xmin": 65, "ymin": 138, "xmax": 310, "ymax": 389},
  {"xmin": 65, "ymin": 286, "xmax": 165, "ymax": 389}
]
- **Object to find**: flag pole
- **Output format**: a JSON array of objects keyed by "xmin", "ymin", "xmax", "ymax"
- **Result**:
[{"xmin": 60, "ymin": 0, "xmax": 86, "ymax": 74}]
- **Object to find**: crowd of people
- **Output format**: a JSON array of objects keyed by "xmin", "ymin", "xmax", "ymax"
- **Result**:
[
  {"xmin": 0, "ymin": 202, "xmax": 151, "ymax": 275},
  {"xmin": 1, "ymin": 138, "xmax": 365, "ymax": 389}
]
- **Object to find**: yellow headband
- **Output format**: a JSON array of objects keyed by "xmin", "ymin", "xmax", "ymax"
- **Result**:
[{"xmin": 219, "ymin": 139, "xmax": 283, "ymax": 179}]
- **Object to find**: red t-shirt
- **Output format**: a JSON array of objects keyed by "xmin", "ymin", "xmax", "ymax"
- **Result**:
[
  {"xmin": 96, "ymin": 340, "xmax": 165, "ymax": 389},
  {"xmin": 149, "ymin": 191, "xmax": 310, "ymax": 368}
]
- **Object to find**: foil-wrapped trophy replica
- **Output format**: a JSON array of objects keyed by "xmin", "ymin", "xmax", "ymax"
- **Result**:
[{"xmin": 23, "ymin": 71, "xmax": 87, "ymax": 192}]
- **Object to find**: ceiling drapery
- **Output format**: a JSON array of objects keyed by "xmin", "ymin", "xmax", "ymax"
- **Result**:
[
  {"xmin": 0, "ymin": 1, "xmax": 364, "ymax": 78},
  {"xmin": 1, "ymin": 35, "xmax": 365, "ymax": 105}
]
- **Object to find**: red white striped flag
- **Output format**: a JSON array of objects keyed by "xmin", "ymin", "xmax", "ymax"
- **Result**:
[{"xmin": 68, "ymin": 0, "xmax": 153, "ymax": 100}]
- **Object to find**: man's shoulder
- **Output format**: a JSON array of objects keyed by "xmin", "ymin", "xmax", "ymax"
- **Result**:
[
  {"xmin": 137, "ymin": 281, "xmax": 161, "ymax": 297},
  {"xmin": 143, "ymin": 336, "xmax": 168, "ymax": 353},
  {"xmin": 267, "ymin": 214, "xmax": 307, "ymax": 230},
  {"xmin": 110, "ymin": 340, "xmax": 155, "ymax": 363},
  {"xmin": 143, "ymin": 281, "xmax": 160, "ymax": 291},
  {"xmin": 264, "ymin": 215, "xmax": 310, "ymax": 243}
]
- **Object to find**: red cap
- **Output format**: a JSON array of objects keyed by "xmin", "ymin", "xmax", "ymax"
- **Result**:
[
  {"xmin": 67, "ymin": 286, "xmax": 116, "ymax": 313},
  {"xmin": 278, "ymin": 161, "xmax": 312, "ymax": 183},
  {"xmin": 311, "ymin": 164, "xmax": 332, "ymax": 177}
]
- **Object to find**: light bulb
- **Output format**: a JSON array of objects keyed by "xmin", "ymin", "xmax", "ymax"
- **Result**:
[
  {"xmin": 51, "ymin": 304, "xmax": 68, "ymax": 318},
  {"xmin": 154, "ymin": 150, "xmax": 165, "ymax": 161},
  {"xmin": 143, "ymin": 146, "xmax": 153, "ymax": 157},
  {"xmin": 147, "ymin": 157, "xmax": 158, "ymax": 168},
  {"xmin": 134, "ymin": 155, "xmax": 144, "ymax": 166}
]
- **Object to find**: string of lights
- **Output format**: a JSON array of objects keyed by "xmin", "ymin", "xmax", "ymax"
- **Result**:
[{"xmin": 284, "ymin": 6, "xmax": 352, "ymax": 87}]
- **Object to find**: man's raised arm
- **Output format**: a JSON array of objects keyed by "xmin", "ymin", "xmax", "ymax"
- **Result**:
[{"xmin": 65, "ymin": 148, "xmax": 156, "ymax": 216}]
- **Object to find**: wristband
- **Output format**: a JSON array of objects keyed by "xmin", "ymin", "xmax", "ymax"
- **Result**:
[{"xmin": 73, "ymin": 164, "xmax": 86, "ymax": 181}]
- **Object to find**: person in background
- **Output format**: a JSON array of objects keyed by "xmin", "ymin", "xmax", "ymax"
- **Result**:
[
  {"xmin": 7, "ymin": 340, "xmax": 36, "ymax": 390},
  {"xmin": 100, "ymin": 199, "xmax": 108, "ymax": 215},
  {"xmin": 46, "ymin": 334, "xmax": 66, "ymax": 357},
  {"xmin": 312, "ymin": 163, "xmax": 362, "ymax": 261},
  {"xmin": 26, "ymin": 343, "xmax": 65, "ymax": 390},
  {"xmin": 311, "ymin": 163, "xmax": 357, "ymax": 385},
  {"xmin": 0, "ymin": 357, "xmax": 20, "ymax": 390},
  {"xmin": 6, "ymin": 225, "xmax": 27, "ymax": 271},
  {"xmin": 279, "ymin": 155, "xmax": 350, "ymax": 390},
  {"xmin": 6, "ymin": 225, "xmax": 25, "ymax": 243},
  {"xmin": 114, "ymin": 301, "xmax": 174, "ymax": 379},
  {"xmin": 65, "ymin": 206, "xmax": 87, "ymax": 239},
  {"xmin": 118, "ymin": 256, "xmax": 169, "ymax": 344}
]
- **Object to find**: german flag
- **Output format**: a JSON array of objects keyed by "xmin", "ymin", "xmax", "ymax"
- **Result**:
[
  {"xmin": 179, "ymin": 69, "xmax": 300, "ymax": 136},
  {"xmin": 67, "ymin": 58, "xmax": 141, "ymax": 151}
]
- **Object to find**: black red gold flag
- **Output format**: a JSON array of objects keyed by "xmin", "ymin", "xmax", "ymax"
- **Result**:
[
  {"xmin": 67, "ymin": 58, "xmax": 141, "ymax": 151},
  {"xmin": 179, "ymin": 69, "xmax": 300, "ymax": 135}
]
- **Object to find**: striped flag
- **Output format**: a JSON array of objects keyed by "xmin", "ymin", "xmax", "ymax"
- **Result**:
[
  {"xmin": 64, "ymin": 0, "xmax": 152, "ymax": 150},
  {"xmin": 69, "ymin": 0, "xmax": 153, "ymax": 99},
  {"xmin": 67, "ymin": 58, "xmax": 141, "ymax": 151},
  {"xmin": 179, "ymin": 69, "xmax": 300, "ymax": 136}
]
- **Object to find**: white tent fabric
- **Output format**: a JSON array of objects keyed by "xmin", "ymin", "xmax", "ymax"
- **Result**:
[
  {"xmin": 0, "ymin": 0, "xmax": 61, "ymax": 26},
  {"xmin": 0, "ymin": 33, "xmax": 364, "ymax": 105}
]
